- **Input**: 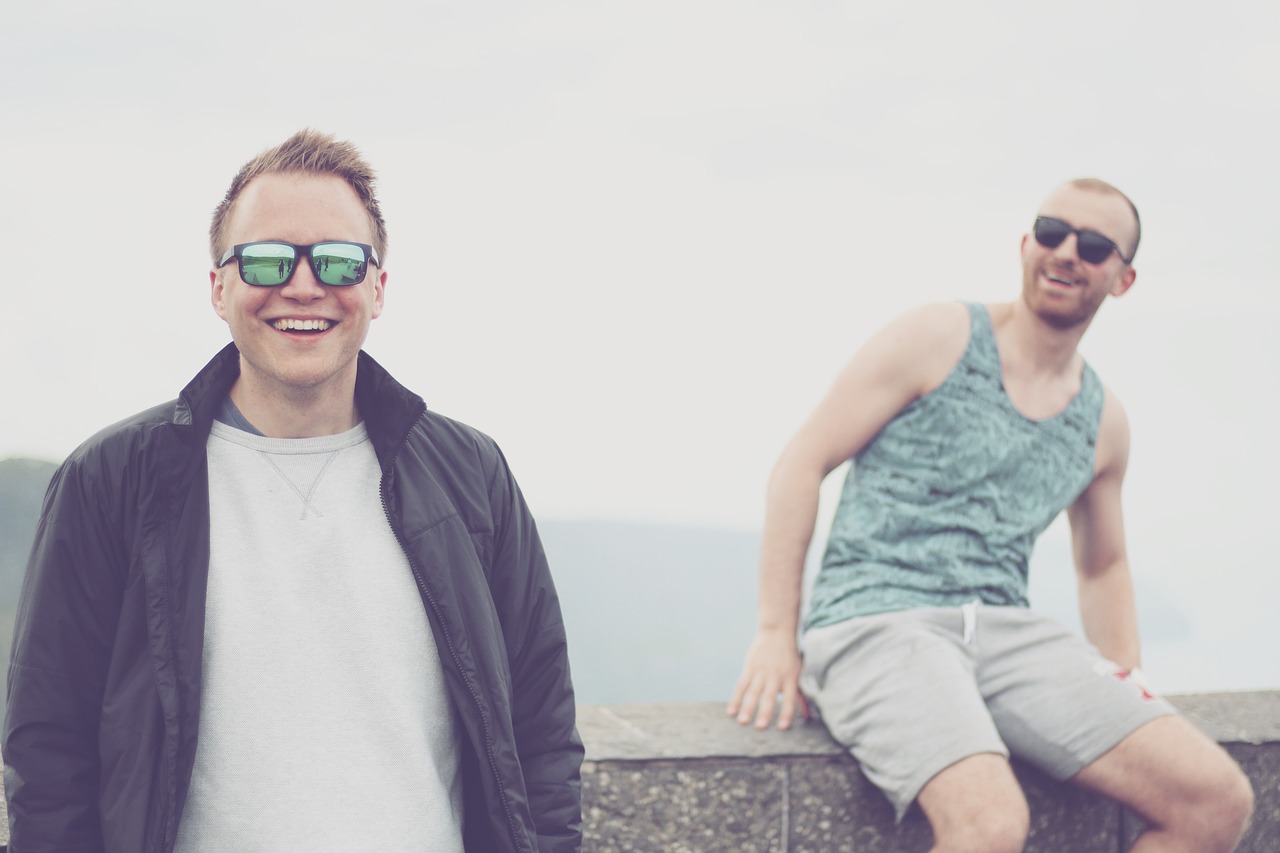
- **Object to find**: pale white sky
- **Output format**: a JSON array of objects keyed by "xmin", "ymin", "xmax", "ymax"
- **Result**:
[{"xmin": 2, "ymin": 1, "xmax": 1277, "ymax": 691}]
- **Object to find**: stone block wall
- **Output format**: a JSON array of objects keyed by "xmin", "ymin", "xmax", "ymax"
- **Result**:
[{"xmin": 580, "ymin": 691, "xmax": 1279, "ymax": 852}]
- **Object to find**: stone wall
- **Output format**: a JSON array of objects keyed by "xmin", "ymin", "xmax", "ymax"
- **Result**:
[{"xmin": 580, "ymin": 691, "xmax": 1279, "ymax": 852}]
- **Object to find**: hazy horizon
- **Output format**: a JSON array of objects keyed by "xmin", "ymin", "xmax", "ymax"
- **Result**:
[{"xmin": 1, "ymin": 457, "xmax": 1270, "ymax": 699}]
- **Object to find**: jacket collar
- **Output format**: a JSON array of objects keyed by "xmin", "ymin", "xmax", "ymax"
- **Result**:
[
  {"xmin": 177, "ymin": 343, "xmax": 428, "ymax": 467},
  {"xmin": 355, "ymin": 350, "xmax": 429, "ymax": 468}
]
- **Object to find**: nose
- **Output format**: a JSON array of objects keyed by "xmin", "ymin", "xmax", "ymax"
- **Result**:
[
  {"xmin": 279, "ymin": 256, "xmax": 326, "ymax": 302},
  {"xmin": 1051, "ymin": 232, "xmax": 1080, "ymax": 265}
]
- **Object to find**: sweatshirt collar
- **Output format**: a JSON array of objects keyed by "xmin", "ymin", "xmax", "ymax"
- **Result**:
[{"xmin": 176, "ymin": 344, "xmax": 427, "ymax": 468}]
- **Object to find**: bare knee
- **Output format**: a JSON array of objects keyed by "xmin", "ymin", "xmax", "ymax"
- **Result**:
[
  {"xmin": 931, "ymin": 800, "xmax": 1029, "ymax": 853},
  {"xmin": 1075, "ymin": 716, "xmax": 1255, "ymax": 852},
  {"xmin": 1152, "ymin": 756, "xmax": 1255, "ymax": 852},
  {"xmin": 919, "ymin": 754, "xmax": 1029, "ymax": 853},
  {"xmin": 1195, "ymin": 764, "xmax": 1254, "ymax": 850}
]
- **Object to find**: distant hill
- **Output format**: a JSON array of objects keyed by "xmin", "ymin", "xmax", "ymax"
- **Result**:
[
  {"xmin": 1, "ymin": 457, "xmax": 60, "ymax": 701},
  {"xmin": 540, "ymin": 519, "xmax": 761, "ymax": 704}
]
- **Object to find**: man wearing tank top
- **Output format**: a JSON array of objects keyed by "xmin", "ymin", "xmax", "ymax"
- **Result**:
[
  {"xmin": 728, "ymin": 180, "xmax": 1253, "ymax": 852},
  {"xmin": 5, "ymin": 131, "xmax": 582, "ymax": 852}
]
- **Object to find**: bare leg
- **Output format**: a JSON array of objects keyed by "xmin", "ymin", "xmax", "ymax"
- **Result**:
[
  {"xmin": 916, "ymin": 753, "xmax": 1029, "ymax": 853},
  {"xmin": 1071, "ymin": 716, "xmax": 1253, "ymax": 852}
]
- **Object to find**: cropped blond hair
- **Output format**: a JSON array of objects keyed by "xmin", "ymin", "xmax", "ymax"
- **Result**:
[{"xmin": 209, "ymin": 129, "xmax": 388, "ymax": 264}]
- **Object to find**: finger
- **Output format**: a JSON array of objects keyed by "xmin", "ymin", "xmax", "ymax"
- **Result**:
[
  {"xmin": 735, "ymin": 681, "xmax": 762, "ymax": 725},
  {"xmin": 753, "ymin": 681, "xmax": 779, "ymax": 729},
  {"xmin": 776, "ymin": 689, "xmax": 797, "ymax": 731},
  {"xmin": 726, "ymin": 678, "xmax": 747, "ymax": 715},
  {"xmin": 798, "ymin": 692, "xmax": 811, "ymax": 722},
  {"xmin": 727, "ymin": 670, "xmax": 757, "ymax": 715}
]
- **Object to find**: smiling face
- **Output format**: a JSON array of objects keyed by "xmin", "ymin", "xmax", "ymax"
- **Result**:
[
  {"xmin": 1019, "ymin": 184, "xmax": 1138, "ymax": 330},
  {"xmin": 211, "ymin": 172, "xmax": 386, "ymax": 405}
]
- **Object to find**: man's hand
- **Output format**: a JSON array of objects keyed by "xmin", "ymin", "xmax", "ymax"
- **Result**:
[{"xmin": 726, "ymin": 628, "xmax": 809, "ymax": 730}]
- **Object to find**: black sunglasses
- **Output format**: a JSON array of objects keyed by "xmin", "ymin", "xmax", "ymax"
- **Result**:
[
  {"xmin": 217, "ymin": 241, "xmax": 380, "ymax": 287},
  {"xmin": 1032, "ymin": 217, "xmax": 1131, "ymax": 266}
]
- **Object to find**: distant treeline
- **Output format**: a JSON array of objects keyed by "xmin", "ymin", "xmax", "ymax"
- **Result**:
[{"xmin": 1, "ymin": 457, "xmax": 60, "ymax": 703}]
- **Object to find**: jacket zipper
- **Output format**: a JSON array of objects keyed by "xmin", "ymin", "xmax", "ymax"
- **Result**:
[{"xmin": 379, "ymin": 418, "xmax": 526, "ymax": 853}]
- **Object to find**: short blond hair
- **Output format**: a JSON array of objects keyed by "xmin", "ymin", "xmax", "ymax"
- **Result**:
[{"xmin": 209, "ymin": 129, "xmax": 388, "ymax": 264}]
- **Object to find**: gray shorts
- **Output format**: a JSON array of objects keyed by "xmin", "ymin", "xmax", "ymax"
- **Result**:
[{"xmin": 799, "ymin": 604, "xmax": 1175, "ymax": 820}]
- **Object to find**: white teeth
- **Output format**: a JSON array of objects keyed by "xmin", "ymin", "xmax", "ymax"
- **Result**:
[{"xmin": 273, "ymin": 318, "xmax": 333, "ymax": 331}]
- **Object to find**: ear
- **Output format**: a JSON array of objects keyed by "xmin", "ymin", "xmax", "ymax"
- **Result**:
[
  {"xmin": 1110, "ymin": 264, "xmax": 1137, "ymax": 298},
  {"xmin": 370, "ymin": 268, "xmax": 387, "ymax": 320},
  {"xmin": 211, "ymin": 269, "xmax": 229, "ymax": 320},
  {"xmin": 1018, "ymin": 231, "xmax": 1038, "ymax": 265}
]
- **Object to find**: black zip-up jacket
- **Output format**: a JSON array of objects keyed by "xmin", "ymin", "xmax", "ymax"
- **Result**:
[{"xmin": 4, "ymin": 344, "xmax": 583, "ymax": 852}]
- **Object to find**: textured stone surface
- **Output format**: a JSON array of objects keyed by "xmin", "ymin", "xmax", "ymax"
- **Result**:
[
  {"xmin": 787, "ymin": 758, "xmax": 934, "ymax": 853},
  {"xmin": 580, "ymin": 693, "xmax": 1280, "ymax": 761},
  {"xmin": 1169, "ymin": 690, "xmax": 1280, "ymax": 744},
  {"xmin": 581, "ymin": 692, "xmax": 1280, "ymax": 852},
  {"xmin": 582, "ymin": 760, "xmax": 783, "ymax": 852},
  {"xmin": 784, "ymin": 755, "xmax": 1122, "ymax": 853},
  {"xmin": 579, "ymin": 702, "xmax": 841, "ymax": 761},
  {"xmin": 1230, "ymin": 743, "xmax": 1280, "ymax": 852},
  {"xmin": 1014, "ymin": 762, "xmax": 1119, "ymax": 852}
]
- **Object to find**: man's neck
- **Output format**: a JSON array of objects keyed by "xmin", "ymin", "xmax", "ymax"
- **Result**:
[
  {"xmin": 986, "ymin": 300, "xmax": 1093, "ymax": 422},
  {"xmin": 227, "ymin": 373, "xmax": 362, "ymax": 439},
  {"xmin": 993, "ymin": 299, "xmax": 1089, "ymax": 378}
]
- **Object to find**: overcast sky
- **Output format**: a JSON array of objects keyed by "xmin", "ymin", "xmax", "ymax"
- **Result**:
[{"xmin": 2, "ymin": 1, "xmax": 1277, "ymax": 692}]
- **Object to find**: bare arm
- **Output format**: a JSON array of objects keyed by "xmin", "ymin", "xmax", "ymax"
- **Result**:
[
  {"xmin": 727, "ymin": 303, "xmax": 970, "ymax": 729},
  {"xmin": 1067, "ymin": 387, "xmax": 1141, "ymax": 671}
]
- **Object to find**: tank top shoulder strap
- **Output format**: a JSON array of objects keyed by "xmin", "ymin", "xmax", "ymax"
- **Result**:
[
  {"xmin": 1075, "ymin": 360, "xmax": 1105, "ymax": 426},
  {"xmin": 960, "ymin": 302, "xmax": 1001, "ymax": 377}
]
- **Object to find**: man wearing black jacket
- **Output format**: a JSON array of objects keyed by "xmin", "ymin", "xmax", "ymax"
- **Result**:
[{"xmin": 4, "ymin": 130, "xmax": 582, "ymax": 852}]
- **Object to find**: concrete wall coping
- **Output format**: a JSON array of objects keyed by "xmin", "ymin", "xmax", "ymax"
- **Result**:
[{"xmin": 579, "ymin": 689, "xmax": 1280, "ymax": 762}]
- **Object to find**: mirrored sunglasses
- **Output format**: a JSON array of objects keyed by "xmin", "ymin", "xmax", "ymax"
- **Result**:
[
  {"xmin": 1032, "ymin": 217, "xmax": 1131, "ymax": 266},
  {"xmin": 217, "ymin": 241, "xmax": 379, "ymax": 287}
]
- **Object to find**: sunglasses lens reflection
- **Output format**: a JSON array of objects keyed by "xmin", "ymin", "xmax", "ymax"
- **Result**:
[
  {"xmin": 236, "ymin": 242, "xmax": 370, "ymax": 286},
  {"xmin": 241, "ymin": 244, "xmax": 295, "ymax": 286},
  {"xmin": 311, "ymin": 243, "xmax": 368, "ymax": 286}
]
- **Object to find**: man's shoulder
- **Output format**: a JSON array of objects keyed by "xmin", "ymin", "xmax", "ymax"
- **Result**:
[
  {"xmin": 402, "ymin": 408, "xmax": 513, "ymax": 486},
  {"xmin": 35, "ymin": 398, "xmax": 188, "ymax": 518},
  {"xmin": 856, "ymin": 301, "xmax": 973, "ymax": 394},
  {"xmin": 61, "ymin": 345, "xmax": 237, "ymax": 473},
  {"xmin": 413, "ymin": 408, "xmax": 501, "ymax": 456},
  {"xmin": 63, "ymin": 399, "xmax": 183, "ymax": 469},
  {"xmin": 871, "ymin": 302, "xmax": 972, "ymax": 361}
]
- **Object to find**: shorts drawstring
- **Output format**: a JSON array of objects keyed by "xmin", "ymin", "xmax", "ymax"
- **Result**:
[{"xmin": 961, "ymin": 599, "xmax": 981, "ymax": 645}]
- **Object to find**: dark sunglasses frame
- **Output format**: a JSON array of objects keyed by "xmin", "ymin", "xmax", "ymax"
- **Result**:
[
  {"xmin": 217, "ymin": 241, "xmax": 381, "ymax": 287},
  {"xmin": 1033, "ymin": 217, "xmax": 1132, "ymax": 266}
]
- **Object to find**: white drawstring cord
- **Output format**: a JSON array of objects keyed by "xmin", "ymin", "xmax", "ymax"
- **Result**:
[{"xmin": 961, "ymin": 600, "xmax": 980, "ymax": 645}]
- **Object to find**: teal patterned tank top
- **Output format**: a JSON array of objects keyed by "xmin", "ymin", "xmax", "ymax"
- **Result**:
[{"xmin": 804, "ymin": 303, "xmax": 1105, "ymax": 631}]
